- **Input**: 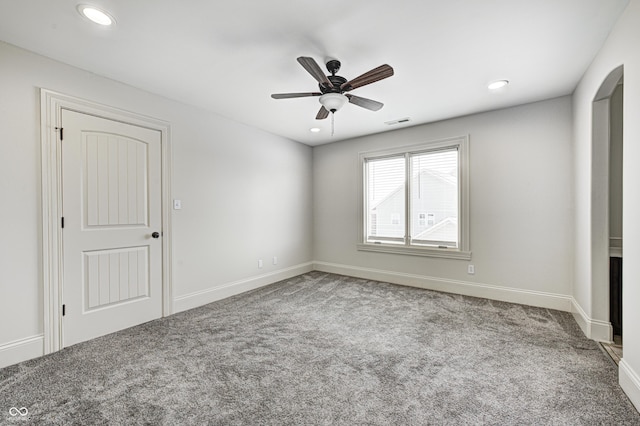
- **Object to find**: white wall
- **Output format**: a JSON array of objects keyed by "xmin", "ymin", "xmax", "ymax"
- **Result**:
[
  {"xmin": 313, "ymin": 97, "xmax": 574, "ymax": 308},
  {"xmin": 0, "ymin": 41, "xmax": 313, "ymax": 365},
  {"xmin": 572, "ymin": 0, "xmax": 640, "ymax": 409}
]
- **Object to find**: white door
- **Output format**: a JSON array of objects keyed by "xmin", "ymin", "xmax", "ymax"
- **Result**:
[{"xmin": 61, "ymin": 109, "xmax": 163, "ymax": 347}]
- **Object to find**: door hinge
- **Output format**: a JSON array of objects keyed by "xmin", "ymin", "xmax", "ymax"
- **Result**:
[
  {"xmin": 55, "ymin": 127, "xmax": 63, "ymax": 141},
  {"xmin": 61, "ymin": 217, "xmax": 64, "ymax": 228},
  {"xmin": 62, "ymin": 304, "xmax": 66, "ymax": 316}
]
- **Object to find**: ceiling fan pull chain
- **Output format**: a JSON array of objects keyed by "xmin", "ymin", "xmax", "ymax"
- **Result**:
[{"xmin": 331, "ymin": 112, "xmax": 335, "ymax": 137}]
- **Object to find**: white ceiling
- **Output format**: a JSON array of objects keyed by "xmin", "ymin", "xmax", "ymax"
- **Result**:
[{"xmin": 0, "ymin": 0, "xmax": 629, "ymax": 146}]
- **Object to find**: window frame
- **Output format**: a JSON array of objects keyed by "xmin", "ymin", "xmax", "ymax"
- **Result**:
[{"xmin": 357, "ymin": 135, "xmax": 471, "ymax": 260}]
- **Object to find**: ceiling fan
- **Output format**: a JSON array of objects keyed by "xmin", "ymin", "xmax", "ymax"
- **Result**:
[{"xmin": 271, "ymin": 57, "xmax": 394, "ymax": 121}]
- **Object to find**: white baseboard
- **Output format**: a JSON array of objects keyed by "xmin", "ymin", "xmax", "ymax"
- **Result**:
[
  {"xmin": 0, "ymin": 335, "xmax": 44, "ymax": 369},
  {"xmin": 313, "ymin": 261, "xmax": 573, "ymax": 312},
  {"xmin": 570, "ymin": 298, "xmax": 613, "ymax": 342},
  {"xmin": 173, "ymin": 262, "xmax": 314, "ymax": 314},
  {"xmin": 620, "ymin": 359, "xmax": 640, "ymax": 412}
]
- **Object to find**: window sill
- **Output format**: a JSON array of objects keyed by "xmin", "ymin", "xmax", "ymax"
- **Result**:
[{"xmin": 357, "ymin": 243, "xmax": 471, "ymax": 260}]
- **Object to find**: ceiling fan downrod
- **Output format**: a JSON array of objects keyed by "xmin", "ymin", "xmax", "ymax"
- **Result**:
[{"xmin": 326, "ymin": 59, "xmax": 341, "ymax": 76}]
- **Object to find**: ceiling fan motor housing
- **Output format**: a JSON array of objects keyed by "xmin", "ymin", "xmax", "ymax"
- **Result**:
[{"xmin": 321, "ymin": 75, "xmax": 347, "ymax": 93}]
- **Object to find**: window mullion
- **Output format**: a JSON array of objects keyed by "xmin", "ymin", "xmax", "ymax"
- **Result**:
[{"xmin": 404, "ymin": 152, "xmax": 411, "ymax": 246}]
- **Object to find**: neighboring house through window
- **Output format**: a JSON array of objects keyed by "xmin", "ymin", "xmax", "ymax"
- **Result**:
[{"xmin": 358, "ymin": 136, "xmax": 470, "ymax": 260}]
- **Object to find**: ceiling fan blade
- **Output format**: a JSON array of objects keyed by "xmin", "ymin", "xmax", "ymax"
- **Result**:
[
  {"xmin": 271, "ymin": 92, "xmax": 322, "ymax": 99},
  {"xmin": 316, "ymin": 106, "xmax": 330, "ymax": 120},
  {"xmin": 297, "ymin": 57, "xmax": 334, "ymax": 88},
  {"xmin": 346, "ymin": 94, "xmax": 384, "ymax": 111},
  {"xmin": 341, "ymin": 64, "xmax": 394, "ymax": 91}
]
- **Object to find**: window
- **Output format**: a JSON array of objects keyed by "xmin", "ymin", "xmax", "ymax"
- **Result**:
[
  {"xmin": 427, "ymin": 213, "xmax": 435, "ymax": 226},
  {"xmin": 418, "ymin": 213, "xmax": 426, "ymax": 227},
  {"xmin": 358, "ymin": 136, "xmax": 470, "ymax": 259}
]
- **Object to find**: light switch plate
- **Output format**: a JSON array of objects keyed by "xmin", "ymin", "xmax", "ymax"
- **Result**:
[{"xmin": 173, "ymin": 199, "xmax": 182, "ymax": 210}]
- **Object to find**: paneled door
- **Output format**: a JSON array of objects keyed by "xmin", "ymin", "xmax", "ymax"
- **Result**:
[{"xmin": 61, "ymin": 109, "xmax": 163, "ymax": 347}]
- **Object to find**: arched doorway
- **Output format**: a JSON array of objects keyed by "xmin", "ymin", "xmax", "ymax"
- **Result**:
[{"xmin": 591, "ymin": 65, "xmax": 623, "ymax": 358}]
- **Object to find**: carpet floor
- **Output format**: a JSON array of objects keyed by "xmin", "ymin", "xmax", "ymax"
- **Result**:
[{"xmin": 1, "ymin": 272, "xmax": 639, "ymax": 425}]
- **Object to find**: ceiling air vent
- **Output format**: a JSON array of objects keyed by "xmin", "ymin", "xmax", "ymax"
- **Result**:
[{"xmin": 385, "ymin": 117, "xmax": 410, "ymax": 126}]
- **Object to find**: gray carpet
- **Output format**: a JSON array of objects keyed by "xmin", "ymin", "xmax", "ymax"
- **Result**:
[{"xmin": 1, "ymin": 272, "xmax": 639, "ymax": 425}]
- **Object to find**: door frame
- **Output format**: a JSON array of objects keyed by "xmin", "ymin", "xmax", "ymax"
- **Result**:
[
  {"xmin": 40, "ymin": 89, "xmax": 173, "ymax": 354},
  {"xmin": 588, "ymin": 66, "xmax": 623, "ymax": 342}
]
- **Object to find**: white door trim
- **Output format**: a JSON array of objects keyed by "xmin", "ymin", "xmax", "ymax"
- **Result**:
[{"xmin": 40, "ymin": 89, "xmax": 173, "ymax": 354}]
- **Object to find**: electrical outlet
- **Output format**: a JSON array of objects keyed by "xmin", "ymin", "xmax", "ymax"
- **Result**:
[
  {"xmin": 273, "ymin": 256, "xmax": 278, "ymax": 265},
  {"xmin": 468, "ymin": 265, "xmax": 475, "ymax": 275},
  {"xmin": 258, "ymin": 259, "xmax": 263, "ymax": 268}
]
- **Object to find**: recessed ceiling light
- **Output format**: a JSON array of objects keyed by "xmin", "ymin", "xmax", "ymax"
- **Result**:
[
  {"xmin": 77, "ymin": 4, "xmax": 115, "ymax": 26},
  {"xmin": 310, "ymin": 128, "xmax": 321, "ymax": 133},
  {"xmin": 488, "ymin": 80, "xmax": 509, "ymax": 90}
]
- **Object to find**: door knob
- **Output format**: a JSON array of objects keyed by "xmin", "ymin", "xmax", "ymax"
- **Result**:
[{"xmin": 151, "ymin": 232, "xmax": 160, "ymax": 239}]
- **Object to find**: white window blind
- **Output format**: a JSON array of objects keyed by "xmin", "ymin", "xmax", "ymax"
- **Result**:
[
  {"xmin": 365, "ymin": 156, "xmax": 405, "ymax": 243},
  {"xmin": 410, "ymin": 148, "xmax": 458, "ymax": 248}
]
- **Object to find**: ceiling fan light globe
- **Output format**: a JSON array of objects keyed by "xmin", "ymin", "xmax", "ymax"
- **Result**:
[{"xmin": 319, "ymin": 93, "xmax": 347, "ymax": 112}]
